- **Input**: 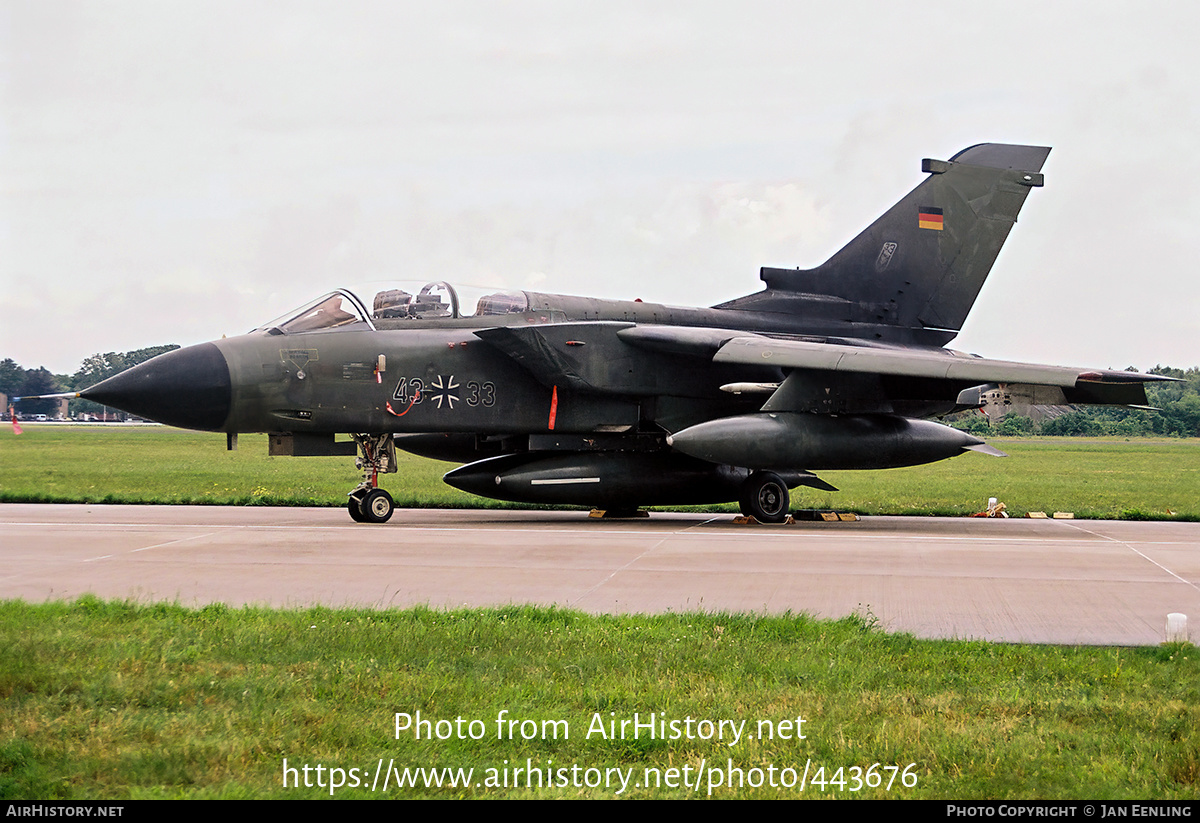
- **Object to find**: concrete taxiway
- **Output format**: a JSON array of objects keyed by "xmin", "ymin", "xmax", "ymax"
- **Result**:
[{"xmin": 1, "ymin": 504, "xmax": 1197, "ymax": 646}]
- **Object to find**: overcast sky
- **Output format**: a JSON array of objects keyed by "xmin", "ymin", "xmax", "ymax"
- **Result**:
[{"xmin": 2, "ymin": 1, "xmax": 1197, "ymax": 375}]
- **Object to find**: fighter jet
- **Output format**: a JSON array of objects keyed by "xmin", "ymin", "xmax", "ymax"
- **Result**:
[{"xmin": 76, "ymin": 143, "xmax": 1169, "ymax": 523}]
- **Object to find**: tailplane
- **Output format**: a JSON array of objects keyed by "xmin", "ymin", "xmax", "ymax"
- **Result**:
[{"xmin": 722, "ymin": 143, "xmax": 1050, "ymax": 335}]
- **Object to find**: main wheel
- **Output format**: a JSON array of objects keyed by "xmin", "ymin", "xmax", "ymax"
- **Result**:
[
  {"xmin": 739, "ymin": 471, "xmax": 790, "ymax": 523},
  {"xmin": 361, "ymin": 488, "xmax": 395, "ymax": 524},
  {"xmin": 347, "ymin": 490, "xmax": 367, "ymax": 523}
]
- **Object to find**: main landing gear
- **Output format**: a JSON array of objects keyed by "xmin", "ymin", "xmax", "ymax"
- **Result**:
[
  {"xmin": 347, "ymin": 433, "xmax": 397, "ymax": 523},
  {"xmin": 739, "ymin": 470, "xmax": 790, "ymax": 524}
]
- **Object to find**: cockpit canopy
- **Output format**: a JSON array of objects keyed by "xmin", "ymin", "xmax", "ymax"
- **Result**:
[{"xmin": 257, "ymin": 282, "xmax": 531, "ymax": 334}]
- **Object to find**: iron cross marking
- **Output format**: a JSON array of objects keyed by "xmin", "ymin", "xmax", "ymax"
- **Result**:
[{"xmin": 429, "ymin": 375, "xmax": 460, "ymax": 409}]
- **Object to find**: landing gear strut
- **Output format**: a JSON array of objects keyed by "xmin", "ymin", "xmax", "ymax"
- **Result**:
[
  {"xmin": 739, "ymin": 471, "xmax": 790, "ymax": 523},
  {"xmin": 347, "ymin": 433, "xmax": 397, "ymax": 523}
]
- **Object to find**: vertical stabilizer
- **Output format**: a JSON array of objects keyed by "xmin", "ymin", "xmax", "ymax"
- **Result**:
[{"xmin": 752, "ymin": 143, "xmax": 1050, "ymax": 332}]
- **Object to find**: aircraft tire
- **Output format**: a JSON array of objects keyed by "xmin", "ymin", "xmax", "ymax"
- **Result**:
[
  {"xmin": 361, "ymin": 488, "xmax": 395, "ymax": 524},
  {"xmin": 740, "ymin": 471, "xmax": 789, "ymax": 523},
  {"xmin": 347, "ymin": 492, "xmax": 367, "ymax": 523}
]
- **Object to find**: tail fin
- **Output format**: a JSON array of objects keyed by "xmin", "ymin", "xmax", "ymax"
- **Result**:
[{"xmin": 736, "ymin": 143, "xmax": 1050, "ymax": 334}]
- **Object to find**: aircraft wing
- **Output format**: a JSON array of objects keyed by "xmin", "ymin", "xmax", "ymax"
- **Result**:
[
  {"xmin": 613, "ymin": 324, "xmax": 1171, "ymax": 408},
  {"xmin": 712, "ymin": 335, "xmax": 1169, "ymax": 407}
]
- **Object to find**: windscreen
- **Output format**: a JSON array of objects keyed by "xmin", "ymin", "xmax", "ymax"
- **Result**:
[{"xmin": 256, "ymin": 290, "xmax": 372, "ymax": 334}]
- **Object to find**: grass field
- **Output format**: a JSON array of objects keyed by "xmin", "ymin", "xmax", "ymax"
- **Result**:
[
  {"xmin": 1, "ymin": 599, "xmax": 1197, "ymax": 799},
  {"xmin": 1, "ymin": 425, "xmax": 1197, "ymax": 519}
]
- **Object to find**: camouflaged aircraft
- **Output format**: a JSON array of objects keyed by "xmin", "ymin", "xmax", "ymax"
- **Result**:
[{"xmin": 77, "ymin": 143, "xmax": 1170, "ymax": 523}]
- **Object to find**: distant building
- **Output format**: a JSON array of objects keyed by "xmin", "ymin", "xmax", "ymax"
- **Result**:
[{"xmin": 979, "ymin": 386, "xmax": 1071, "ymax": 423}]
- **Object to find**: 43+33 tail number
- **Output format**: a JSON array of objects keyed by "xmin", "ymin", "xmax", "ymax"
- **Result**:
[{"xmin": 392, "ymin": 376, "xmax": 496, "ymax": 411}]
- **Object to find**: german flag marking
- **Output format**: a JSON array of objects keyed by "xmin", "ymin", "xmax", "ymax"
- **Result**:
[{"xmin": 918, "ymin": 206, "xmax": 944, "ymax": 231}]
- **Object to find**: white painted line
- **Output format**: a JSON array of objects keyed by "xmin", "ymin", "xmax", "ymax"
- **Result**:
[
  {"xmin": 529, "ymin": 478, "xmax": 601, "ymax": 485},
  {"xmin": 1060, "ymin": 521, "xmax": 1200, "ymax": 594}
]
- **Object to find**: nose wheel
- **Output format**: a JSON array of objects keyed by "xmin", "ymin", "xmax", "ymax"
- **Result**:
[
  {"xmin": 349, "ymin": 486, "xmax": 394, "ymax": 523},
  {"xmin": 348, "ymin": 489, "xmax": 368, "ymax": 522}
]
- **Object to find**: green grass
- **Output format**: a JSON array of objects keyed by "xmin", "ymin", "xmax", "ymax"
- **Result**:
[
  {"xmin": 1, "ymin": 598, "xmax": 1197, "ymax": 799},
  {"xmin": 1, "ymin": 426, "xmax": 1197, "ymax": 519}
]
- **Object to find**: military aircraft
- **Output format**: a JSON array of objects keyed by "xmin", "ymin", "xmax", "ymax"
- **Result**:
[{"xmin": 73, "ymin": 143, "xmax": 1169, "ymax": 523}]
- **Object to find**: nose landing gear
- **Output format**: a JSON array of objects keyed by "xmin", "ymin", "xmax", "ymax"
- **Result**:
[{"xmin": 348, "ymin": 433, "xmax": 397, "ymax": 523}]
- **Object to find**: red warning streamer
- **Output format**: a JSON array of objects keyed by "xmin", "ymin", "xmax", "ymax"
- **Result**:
[
  {"xmin": 386, "ymin": 389, "xmax": 420, "ymax": 418},
  {"xmin": 548, "ymin": 385, "xmax": 558, "ymax": 431}
]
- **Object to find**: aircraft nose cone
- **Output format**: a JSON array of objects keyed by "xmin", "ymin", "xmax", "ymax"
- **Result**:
[{"xmin": 80, "ymin": 342, "xmax": 231, "ymax": 431}]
